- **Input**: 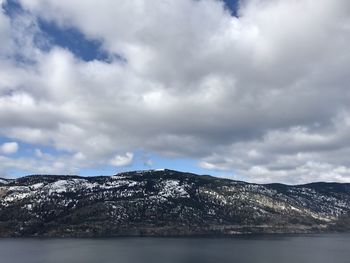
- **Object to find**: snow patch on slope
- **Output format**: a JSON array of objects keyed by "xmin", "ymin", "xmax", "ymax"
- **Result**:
[{"xmin": 159, "ymin": 180, "xmax": 189, "ymax": 198}]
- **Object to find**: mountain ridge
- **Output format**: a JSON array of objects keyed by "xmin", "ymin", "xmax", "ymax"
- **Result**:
[
  {"xmin": 2, "ymin": 168, "xmax": 348, "ymax": 186},
  {"xmin": 0, "ymin": 169, "xmax": 349, "ymax": 237}
]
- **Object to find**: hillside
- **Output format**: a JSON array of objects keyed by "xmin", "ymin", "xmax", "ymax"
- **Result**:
[{"xmin": 0, "ymin": 169, "xmax": 349, "ymax": 237}]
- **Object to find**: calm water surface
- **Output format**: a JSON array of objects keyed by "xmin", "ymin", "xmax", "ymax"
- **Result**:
[{"xmin": 0, "ymin": 234, "xmax": 349, "ymax": 263}]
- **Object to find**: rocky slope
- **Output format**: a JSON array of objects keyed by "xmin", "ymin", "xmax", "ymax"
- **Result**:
[{"xmin": 0, "ymin": 169, "xmax": 349, "ymax": 237}]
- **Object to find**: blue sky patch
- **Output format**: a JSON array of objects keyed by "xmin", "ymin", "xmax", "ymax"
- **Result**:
[
  {"xmin": 37, "ymin": 20, "xmax": 112, "ymax": 62},
  {"xmin": 223, "ymin": 0, "xmax": 240, "ymax": 16}
]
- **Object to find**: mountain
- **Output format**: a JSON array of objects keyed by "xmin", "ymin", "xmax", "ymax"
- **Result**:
[{"xmin": 0, "ymin": 169, "xmax": 349, "ymax": 237}]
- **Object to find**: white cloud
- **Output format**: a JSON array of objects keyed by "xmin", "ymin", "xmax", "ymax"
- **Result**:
[
  {"xmin": 0, "ymin": 142, "xmax": 19, "ymax": 154},
  {"xmin": 0, "ymin": 0, "xmax": 350, "ymax": 182},
  {"xmin": 34, "ymin": 148, "xmax": 43, "ymax": 158},
  {"xmin": 110, "ymin": 152, "xmax": 134, "ymax": 167},
  {"xmin": 73, "ymin": 152, "xmax": 86, "ymax": 161}
]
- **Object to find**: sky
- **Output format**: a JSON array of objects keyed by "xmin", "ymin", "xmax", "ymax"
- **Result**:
[{"xmin": 1, "ymin": 0, "xmax": 350, "ymax": 184}]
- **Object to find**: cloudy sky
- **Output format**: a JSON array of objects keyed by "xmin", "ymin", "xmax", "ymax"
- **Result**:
[{"xmin": 1, "ymin": 0, "xmax": 350, "ymax": 184}]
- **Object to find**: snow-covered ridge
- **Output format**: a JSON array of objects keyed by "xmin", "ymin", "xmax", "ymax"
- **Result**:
[
  {"xmin": 0, "ymin": 170, "xmax": 349, "ymax": 237},
  {"xmin": 0, "ymin": 178, "xmax": 11, "ymax": 185},
  {"xmin": 0, "ymin": 172, "xmax": 192, "ymax": 203},
  {"xmin": 116, "ymin": 168, "xmax": 174, "ymax": 176}
]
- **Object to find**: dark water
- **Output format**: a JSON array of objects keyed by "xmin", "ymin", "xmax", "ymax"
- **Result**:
[{"xmin": 0, "ymin": 234, "xmax": 349, "ymax": 263}]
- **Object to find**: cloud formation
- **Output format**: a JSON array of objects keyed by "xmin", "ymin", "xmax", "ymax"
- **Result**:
[
  {"xmin": 110, "ymin": 152, "xmax": 134, "ymax": 167},
  {"xmin": 1, "ymin": 0, "xmax": 350, "ymax": 183},
  {"xmin": 0, "ymin": 142, "xmax": 18, "ymax": 154}
]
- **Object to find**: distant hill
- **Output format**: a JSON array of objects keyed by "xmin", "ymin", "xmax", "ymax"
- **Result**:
[{"xmin": 0, "ymin": 169, "xmax": 349, "ymax": 237}]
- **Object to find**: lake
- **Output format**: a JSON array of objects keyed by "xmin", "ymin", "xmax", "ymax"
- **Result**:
[{"xmin": 0, "ymin": 234, "xmax": 349, "ymax": 263}]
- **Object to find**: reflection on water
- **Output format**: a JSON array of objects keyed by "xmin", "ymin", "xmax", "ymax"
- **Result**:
[{"xmin": 0, "ymin": 234, "xmax": 349, "ymax": 263}]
